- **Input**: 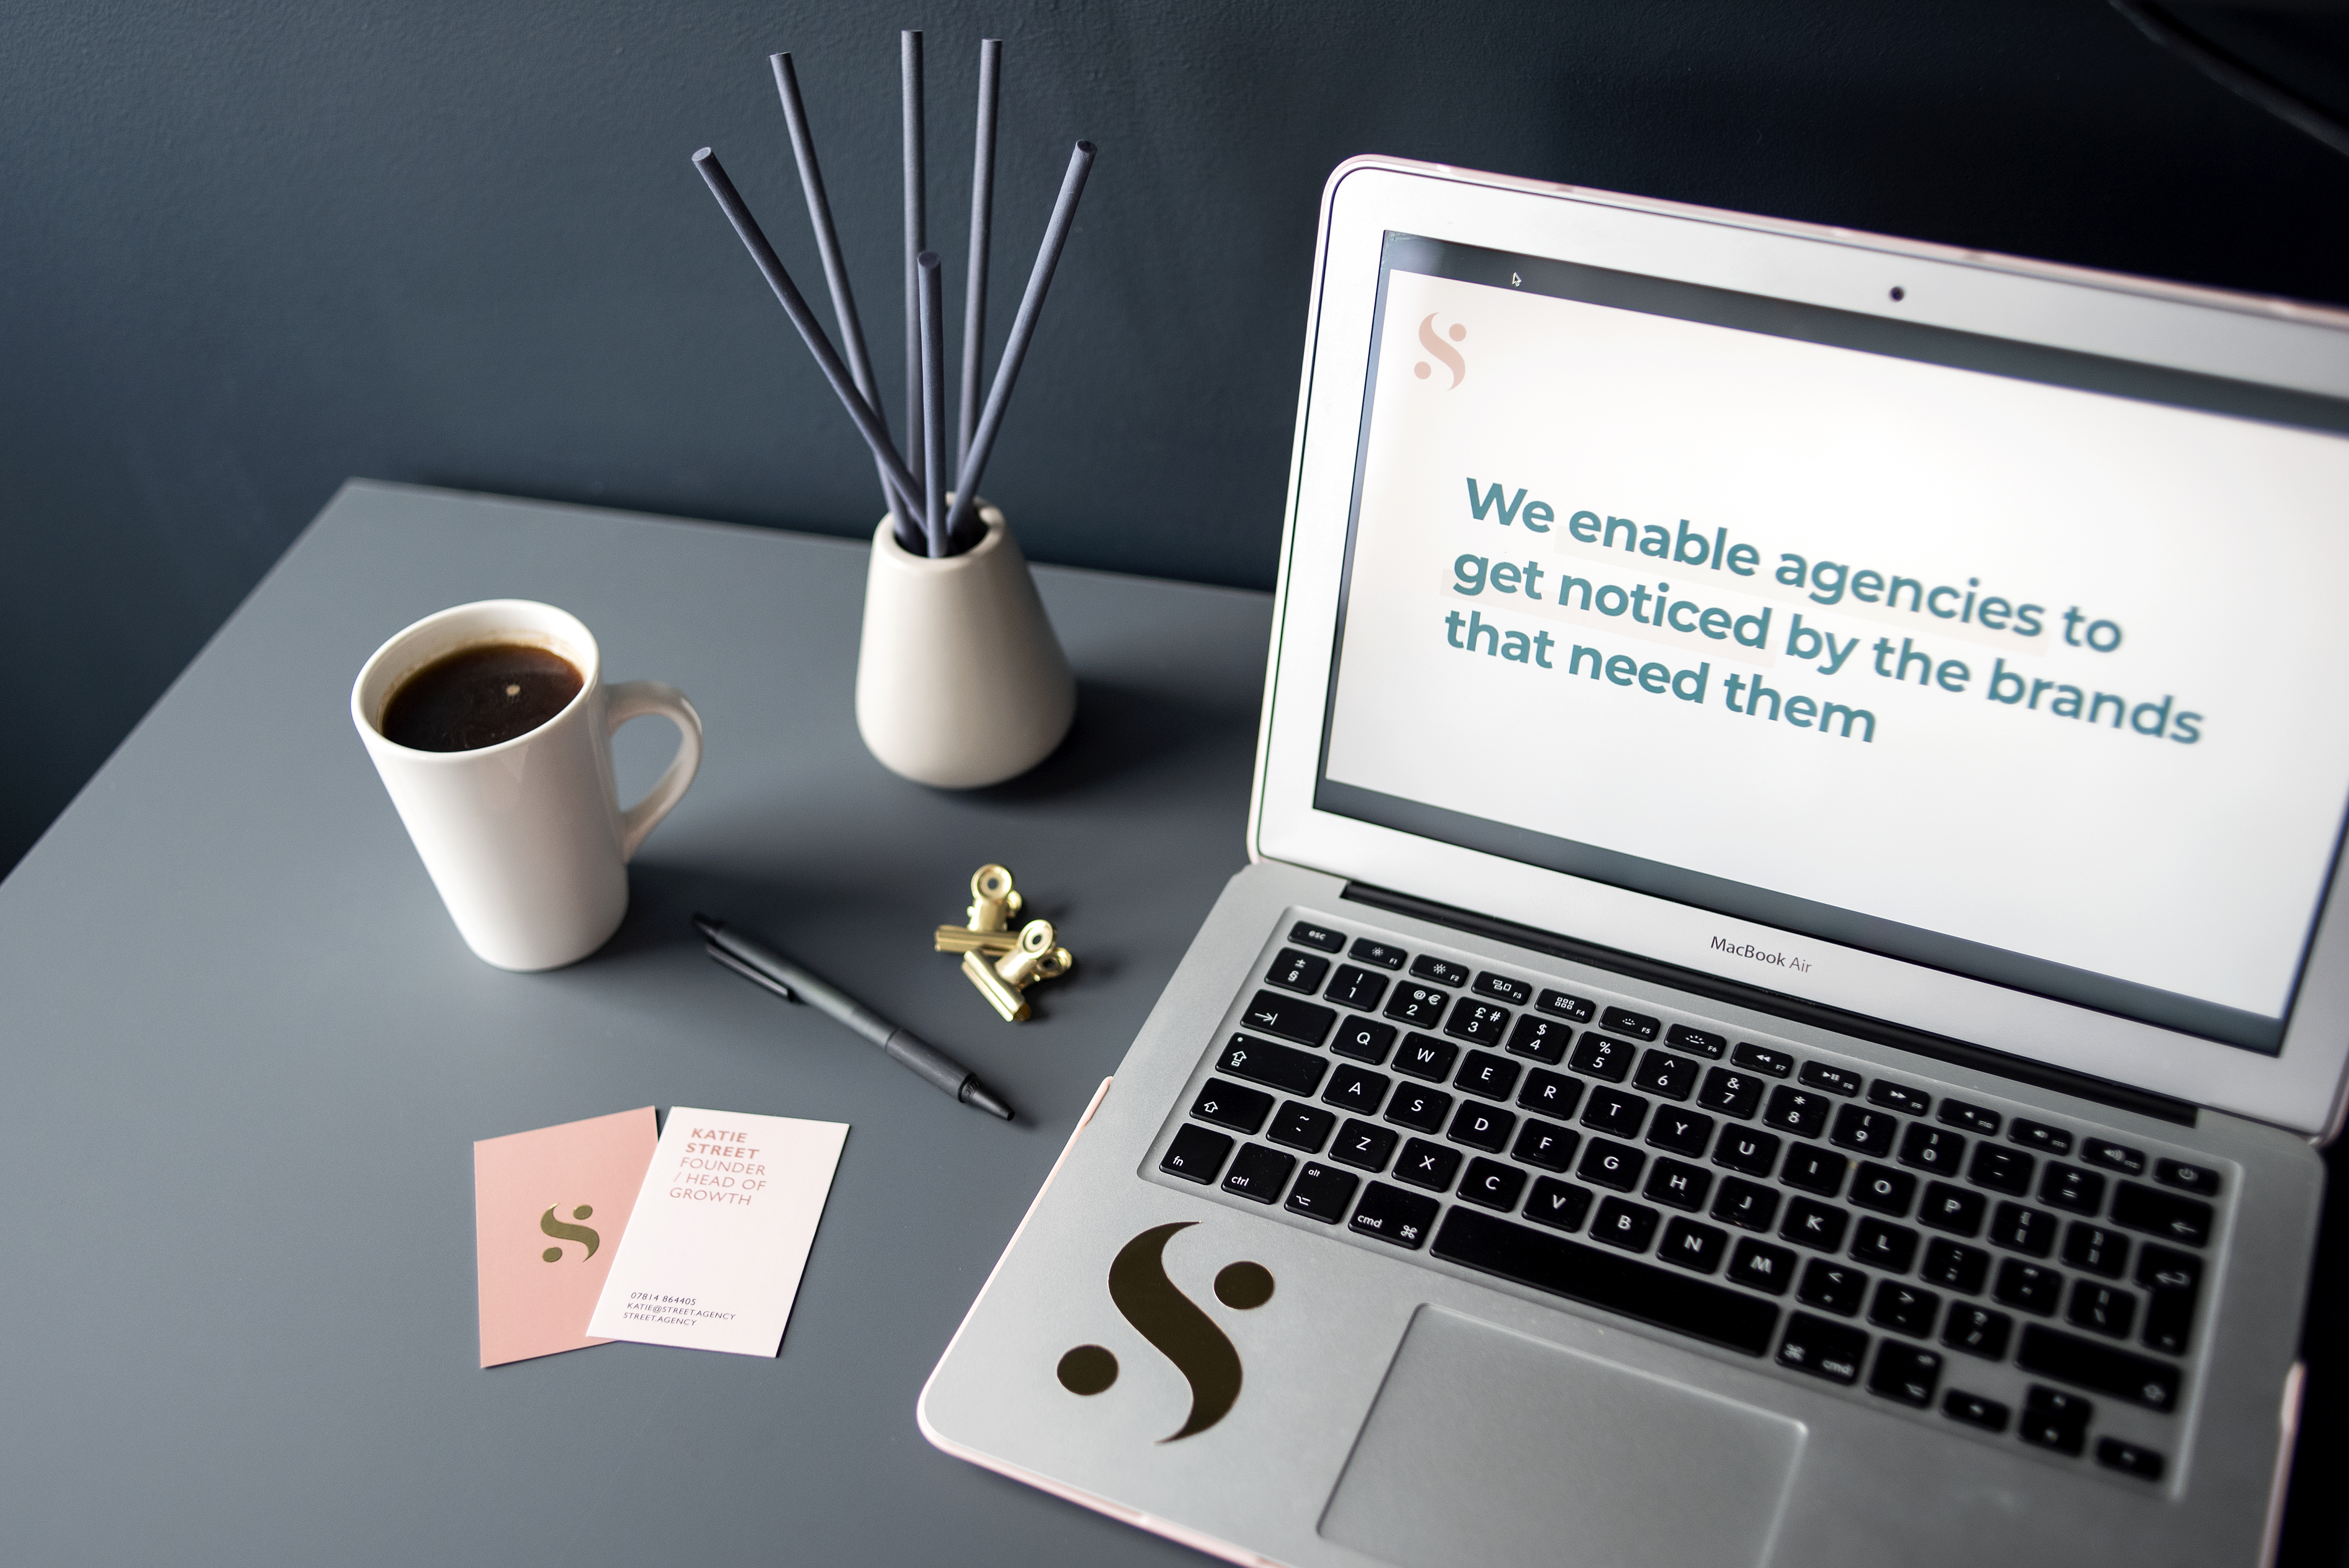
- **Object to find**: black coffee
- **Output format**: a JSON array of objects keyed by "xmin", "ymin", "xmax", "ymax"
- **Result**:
[{"xmin": 381, "ymin": 641, "xmax": 585, "ymax": 752}]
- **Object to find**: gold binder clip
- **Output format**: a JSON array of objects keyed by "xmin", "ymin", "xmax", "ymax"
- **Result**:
[
  {"xmin": 966, "ymin": 864, "xmax": 1023, "ymax": 932},
  {"xmin": 961, "ymin": 918, "xmax": 1076, "ymax": 1022}
]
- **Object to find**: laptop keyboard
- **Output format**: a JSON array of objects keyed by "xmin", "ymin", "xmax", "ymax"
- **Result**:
[{"xmin": 1151, "ymin": 913, "xmax": 2227, "ymax": 1490}]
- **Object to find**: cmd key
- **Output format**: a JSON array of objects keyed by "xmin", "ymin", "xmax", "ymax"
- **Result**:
[{"xmin": 1240, "ymin": 991, "xmax": 1335, "ymax": 1046}]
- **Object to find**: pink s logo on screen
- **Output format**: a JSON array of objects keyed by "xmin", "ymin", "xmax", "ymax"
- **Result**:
[
  {"xmin": 1415, "ymin": 313, "xmax": 1467, "ymax": 388},
  {"xmin": 1053, "ymin": 1222, "xmax": 1274, "ymax": 1442}
]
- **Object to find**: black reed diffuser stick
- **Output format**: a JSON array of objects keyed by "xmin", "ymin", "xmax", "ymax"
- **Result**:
[
  {"xmin": 959, "ymin": 38, "xmax": 1001, "ymax": 470},
  {"xmin": 917, "ymin": 251, "xmax": 948, "ymax": 556},
  {"xmin": 900, "ymin": 30, "xmax": 925, "ymax": 500}
]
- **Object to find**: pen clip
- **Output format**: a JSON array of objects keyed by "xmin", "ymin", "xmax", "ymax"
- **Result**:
[{"xmin": 705, "ymin": 941, "xmax": 800, "ymax": 1004}]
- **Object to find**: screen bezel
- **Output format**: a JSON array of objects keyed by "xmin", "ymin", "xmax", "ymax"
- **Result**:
[{"xmin": 1251, "ymin": 157, "xmax": 2349, "ymax": 1136}]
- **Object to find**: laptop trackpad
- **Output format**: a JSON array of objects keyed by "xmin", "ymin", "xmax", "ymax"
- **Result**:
[{"xmin": 1320, "ymin": 1307, "xmax": 1804, "ymax": 1568}]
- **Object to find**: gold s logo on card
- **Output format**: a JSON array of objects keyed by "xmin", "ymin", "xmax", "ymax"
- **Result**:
[
  {"xmin": 1054, "ymin": 1222, "xmax": 1274, "ymax": 1442},
  {"xmin": 538, "ymin": 1204, "xmax": 599, "ymax": 1262}
]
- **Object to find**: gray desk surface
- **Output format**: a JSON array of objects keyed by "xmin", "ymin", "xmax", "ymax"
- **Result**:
[{"xmin": 0, "ymin": 481, "xmax": 1269, "ymax": 1565}]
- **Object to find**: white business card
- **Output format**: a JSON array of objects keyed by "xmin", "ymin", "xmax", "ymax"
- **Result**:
[{"xmin": 586, "ymin": 1107, "xmax": 848, "ymax": 1357}]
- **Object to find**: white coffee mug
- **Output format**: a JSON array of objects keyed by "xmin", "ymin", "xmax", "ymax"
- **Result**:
[{"xmin": 351, "ymin": 599, "xmax": 703, "ymax": 971}]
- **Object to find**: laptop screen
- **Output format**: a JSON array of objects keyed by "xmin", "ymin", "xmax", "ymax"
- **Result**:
[{"xmin": 1316, "ymin": 232, "xmax": 2349, "ymax": 1055}]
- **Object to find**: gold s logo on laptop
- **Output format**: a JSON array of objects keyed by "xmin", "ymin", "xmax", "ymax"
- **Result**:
[
  {"xmin": 1055, "ymin": 1221, "xmax": 1274, "ymax": 1441},
  {"xmin": 1415, "ymin": 314, "xmax": 1467, "ymax": 388}
]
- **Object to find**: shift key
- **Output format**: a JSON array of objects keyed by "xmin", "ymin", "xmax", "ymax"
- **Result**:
[
  {"xmin": 1241, "ymin": 990, "xmax": 1337, "ymax": 1046},
  {"xmin": 1217, "ymin": 1033, "xmax": 1329, "ymax": 1096}
]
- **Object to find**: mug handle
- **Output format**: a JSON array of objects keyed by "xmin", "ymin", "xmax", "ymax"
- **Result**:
[{"xmin": 604, "ymin": 680, "xmax": 704, "ymax": 862}]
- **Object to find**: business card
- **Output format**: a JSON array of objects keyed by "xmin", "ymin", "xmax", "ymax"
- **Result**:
[
  {"xmin": 472, "ymin": 1106, "xmax": 660, "ymax": 1368},
  {"xmin": 586, "ymin": 1107, "xmax": 848, "ymax": 1357}
]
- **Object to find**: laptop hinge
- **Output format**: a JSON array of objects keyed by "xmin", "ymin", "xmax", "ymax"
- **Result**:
[{"xmin": 1342, "ymin": 882, "xmax": 2199, "ymax": 1128}]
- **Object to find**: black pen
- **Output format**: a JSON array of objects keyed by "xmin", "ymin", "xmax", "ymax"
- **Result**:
[{"xmin": 693, "ymin": 914, "xmax": 1015, "ymax": 1121}]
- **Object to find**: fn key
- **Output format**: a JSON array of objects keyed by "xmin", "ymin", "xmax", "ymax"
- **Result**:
[{"xmin": 1161, "ymin": 1124, "xmax": 1234, "ymax": 1184}]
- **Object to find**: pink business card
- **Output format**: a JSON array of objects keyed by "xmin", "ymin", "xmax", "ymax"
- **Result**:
[{"xmin": 473, "ymin": 1107, "xmax": 660, "ymax": 1368}]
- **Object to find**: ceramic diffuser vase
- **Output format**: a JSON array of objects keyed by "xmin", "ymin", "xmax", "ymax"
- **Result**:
[{"xmin": 855, "ymin": 499, "xmax": 1075, "ymax": 788}]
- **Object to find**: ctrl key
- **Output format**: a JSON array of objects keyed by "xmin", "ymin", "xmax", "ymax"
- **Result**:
[
  {"xmin": 1161, "ymin": 1124, "xmax": 1235, "ymax": 1185},
  {"xmin": 1222, "ymin": 1143, "xmax": 1297, "ymax": 1205},
  {"xmin": 1777, "ymin": 1312, "xmax": 1868, "ymax": 1386}
]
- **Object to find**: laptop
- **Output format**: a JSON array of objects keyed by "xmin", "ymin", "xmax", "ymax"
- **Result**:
[{"xmin": 919, "ymin": 155, "xmax": 2349, "ymax": 1568}]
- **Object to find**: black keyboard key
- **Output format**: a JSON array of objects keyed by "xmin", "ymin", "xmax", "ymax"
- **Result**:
[
  {"xmin": 2081, "ymin": 1138, "xmax": 2145, "ymax": 1176},
  {"xmin": 1593, "ymin": 1196, "xmax": 1662, "ymax": 1253},
  {"xmin": 2018, "ymin": 1326, "xmax": 2180, "ymax": 1411},
  {"xmin": 1868, "ymin": 1340, "xmax": 1944, "ymax": 1407},
  {"xmin": 1160, "ymin": 1123, "xmax": 1233, "ymax": 1184},
  {"xmin": 1239, "ymin": 992, "xmax": 1335, "ymax": 1046},
  {"xmin": 1992, "ymin": 1259, "xmax": 2062, "ymax": 1316},
  {"xmin": 1943, "ymin": 1389, "xmax": 2009, "ymax": 1432},
  {"xmin": 1830, "ymin": 1104, "xmax": 1899, "ymax": 1158},
  {"xmin": 1600, "ymin": 1006, "xmax": 1660, "ymax": 1041},
  {"xmin": 1348, "ymin": 938, "xmax": 1406, "ymax": 970},
  {"xmin": 1394, "ymin": 1137, "xmax": 1462, "ymax": 1192},
  {"xmin": 1868, "ymin": 1081, "xmax": 1932, "ymax": 1116},
  {"xmin": 2062, "ymin": 1222, "xmax": 2130, "ymax": 1278},
  {"xmin": 1697, "ymin": 1066, "xmax": 1764, "ymax": 1119},
  {"xmin": 2155, "ymin": 1158, "xmax": 2221, "ymax": 1197},
  {"xmin": 1643, "ymin": 1158, "xmax": 1712, "ymax": 1212},
  {"xmin": 2096, "ymin": 1438, "xmax": 2166, "ymax": 1481},
  {"xmin": 1850, "ymin": 1163, "xmax": 1917, "ymax": 1217},
  {"xmin": 1447, "ymin": 1100, "xmax": 1515, "ymax": 1152},
  {"xmin": 1943, "ymin": 1304, "xmax": 2014, "ymax": 1359},
  {"xmin": 1321, "ymin": 1064, "xmax": 1390, "ymax": 1116},
  {"xmin": 1267, "ymin": 1100, "xmax": 1335, "ymax": 1153},
  {"xmin": 1513, "ymin": 1118, "xmax": 1580, "ymax": 1171},
  {"xmin": 1928, "ymin": 1181, "xmax": 1993, "ymax": 1237},
  {"xmin": 1582, "ymin": 1085, "xmax": 1650, "ymax": 1140},
  {"xmin": 1579, "ymin": 1138, "xmax": 1646, "ymax": 1192},
  {"xmin": 1870, "ymin": 1280, "xmax": 1941, "ymax": 1337},
  {"xmin": 2112, "ymin": 1181, "xmax": 2213, "ymax": 1247},
  {"xmin": 1990, "ymin": 1202, "xmax": 2057, "ymax": 1257},
  {"xmin": 1474, "ymin": 971, "xmax": 1532, "ymax": 1005},
  {"xmin": 1712, "ymin": 1178, "xmax": 1781, "ymax": 1232},
  {"xmin": 1782, "ymin": 1198, "xmax": 1850, "ymax": 1252},
  {"xmin": 1660, "ymin": 1217, "xmax": 1730, "ymax": 1274},
  {"xmin": 1665, "ymin": 1023, "xmax": 1727, "ymax": 1058},
  {"xmin": 1647, "ymin": 1106, "xmax": 1716, "ymax": 1158},
  {"xmin": 1939, "ymin": 1100, "xmax": 2001, "ymax": 1137},
  {"xmin": 1505, "ymin": 1013, "xmax": 1572, "ymax": 1064},
  {"xmin": 1921, "ymin": 1238, "xmax": 1991, "ymax": 1295},
  {"xmin": 1324, "ymin": 966, "xmax": 1390, "ymax": 1012},
  {"xmin": 1385, "ymin": 1085, "xmax": 1453, "ymax": 1135},
  {"xmin": 1410, "ymin": 954, "xmax": 1469, "ymax": 987},
  {"xmin": 2039, "ymin": 1163, "xmax": 2105, "ymax": 1215},
  {"xmin": 1782, "ymin": 1142, "xmax": 1847, "ymax": 1197},
  {"xmin": 1968, "ymin": 1144, "xmax": 2034, "ymax": 1196},
  {"xmin": 1452, "ymin": 1049, "xmax": 1520, "ymax": 1102},
  {"xmin": 1568, "ymin": 1033, "xmax": 1635, "ymax": 1082},
  {"xmin": 1350, "ymin": 1181, "xmax": 1440, "ymax": 1249},
  {"xmin": 1898, "ymin": 1122, "xmax": 1967, "ymax": 1177},
  {"xmin": 1191, "ymin": 1078, "xmax": 1274, "ymax": 1134},
  {"xmin": 1284, "ymin": 1162, "xmax": 1357, "ymax": 1222},
  {"xmin": 1330, "ymin": 1014, "xmax": 1398, "ymax": 1064},
  {"xmin": 1523, "ymin": 1178, "xmax": 1595, "ymax": 1233},
  {"xmin": 1517, "ymin": 1068, "xmax": 1584, "ymax": 1119},
  {"xmin": 1536, "ymin": 989, "xmax": 1595, "ymax": 1022},
  {"xmin": 1778, "ymin": 1312, "xmax": 1868, "ymax": 1383},
  {"xmin": 1393, "ymin": 1032, "xmax": 1458, "ymax": 1082},
  {"xmin": 1729, "ymin": 1238, "xmax": 1799, "ymax": 1295},
  {"xmin": 1221, "ymin": 1143, "xmax": 1296, "ymax": 1203},
  {"xmin": 1713, "ymin": 1126, "xmax": 1782, "ymax": 1178},
  {"xmin": 1266, "ymin": 949, "xmax": 1330, "ymax": 995},
  {"xmin": 1288, "ymin": 921, "xmax": 1345, "ymax": 953},
  {"xmin": 1632, "ymin": 1049, "xmax": 1700, "ymax": 1101},
  {"xmin": 1217, "ymin": 1033, "xmax": 1328, "ymax": 1096},
  {"xmin": 1800, "ymin": 1061, "xmax": 1863, "ymax": 1096},
  {"xmin": 1733, "ymin": 1043, "xmax": 1795, "ymax": 1077},
  {"xmin": 1383, "ymin": 983, "xmax": 1450, "ymax": 1029},
  {"xmin": 1764, "ymin": 1085, "xmax": 1831, "ymax": 1139},
  {"xmin": 1458, "ymin": 1157, "xmax": 1527, "ymax": 1212},
  {"xmin": 2019, "ymin": 1385, "xmax": 2091, "ymax": 1455},
  {"xmin": 1445, "ymin": 996, "xmax": 1512, "ymax": 1046},
  {"xmin": 1852, "ymin": 1218, "xmax": 1919, "ymax": 1272},
  {"xmin": 2067, "ymin": 1281, "xmax": 2137, "ymax": 1339},
  {"xmin": 2010, "ymin": 1119, "xmax": 2073, "ymax": 1156},
  {"xmin": 1432, "ymin": 1207, "xmax": 1782, "ymax": 1353},
  {"xmin": 1331, "ymin": 1119, "xmax": 1399, "ymax": 1171},
  {"xmin": 1797, "ymin": 1258, "xmax": 1870, "ymax": 1316},
  {"xmin": 2137, "ymin": 1244, "xmax": 2203, "ymax": 1356}
]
